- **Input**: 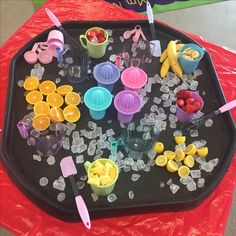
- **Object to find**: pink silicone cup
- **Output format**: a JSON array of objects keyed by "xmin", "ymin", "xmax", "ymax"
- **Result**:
[
  {"xmin": 47, "ymin": 30, "xmax": 64, "ymax": 45},
  {"xmin": 121, "ymin": 67, "xmax": 147, "ymax": 92},
  {"xmin": 60, "ymin": 156, "xmax": 77, "ymax": 177}
]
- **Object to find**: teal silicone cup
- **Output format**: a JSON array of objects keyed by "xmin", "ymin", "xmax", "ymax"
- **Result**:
[
  {"xmin": 179, "ymin": 43, "xmax": 206, "ymax": 74},
  {"xmin": 84, "ymin": 86, "xmax": 113, "ymax": 120}
]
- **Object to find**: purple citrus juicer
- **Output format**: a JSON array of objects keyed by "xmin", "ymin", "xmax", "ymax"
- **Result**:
[
  {"xmin": 93, "ymin": 61, "xmax": 120, "ymax": 92},
  {"xmin": 114, "ymin": 90, "xmax": 142, "ymax": 123},
  {"xmin": 121, "ymin": 67, "xmax": 147, "ymax": 92},
  {"xmin": 60, "ymin": 156, "xmax": 91, "ymax": 229},
  {"xmin": 181, "ymin": 99, "xmax": 236, "ymax": 134}
]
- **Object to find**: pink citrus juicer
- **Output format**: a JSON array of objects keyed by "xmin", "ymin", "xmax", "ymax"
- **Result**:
[{"xmin": 60, "ymin": 156, "xmax": 91, "ymax": 229}]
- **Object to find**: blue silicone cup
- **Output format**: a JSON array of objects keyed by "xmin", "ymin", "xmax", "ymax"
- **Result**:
[
  {"xmin": 179, "ymin": 43, "xmax": 206, "ymax": 74},
  {"xmin": 84, "ymin": 86, "xmax": 113, "ymax": 120}
]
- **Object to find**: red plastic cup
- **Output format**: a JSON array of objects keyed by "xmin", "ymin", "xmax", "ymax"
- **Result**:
[{"xmin": 176, "ymin": 91, "xmax": 204, "ymax": 122}]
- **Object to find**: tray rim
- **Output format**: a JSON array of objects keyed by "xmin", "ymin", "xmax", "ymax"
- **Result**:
[{"xmin": 1, "ymin": 20, "xmax": 236, "ymax": 222}]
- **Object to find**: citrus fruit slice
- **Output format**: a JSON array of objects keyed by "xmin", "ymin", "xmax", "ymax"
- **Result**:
[
  {"xmin": 32, "ymin": 114, "xmax": 50, "ymax": 131},
  {"xmin": 184, "ymin": 155, "xmax": 195, "ymax": 168},
  {"xmin": 49, "ymin": 107, "xmax": 65, "ymax": 122},
  {"xmin": 34, "ymin": 101, "xmax": 50, "ymax": 115},
  {"xmin": 39, "ymin": 80, "xmax": 56, "ymax": 95},
  {"xmin": 164, "ymin": 150, "xmax": 176, "ymax": 160},
  {"xmin": 166, "ymin": 160, "xmax": 178, "ymax": 173},
  {"xmin": 175, "ymin": 149, "xmax": 185, "ymax": 161},
  {"xmin": 153, "ymin": 142, "xmax": 164, "ymax": 154},
  {"xmin": 23, "ymin": 76, "xmax": 40, "ymax": 91},
  {"xmin": 63, "ymin": 105, "xmax": 81, "ymax": 122},
  {"xmin": 65, "ymin": 92, "xmax": 81, "ymax": 106},
  {"xmin": 196, "ymin": 147, "xmax": 208, "ymax": 157},
  {"xmin": 56, "ymin": 85, "xmax": 73, "ymax": 96},
  {"xmin": 185, "ymin": 143, "xmax": 197, "ymax": 156},
  {"xmin": 26, "ymin": 90, "xmax": 43, "ymax": 105},
  {"xmin": 155, "ymin": 155, "xmax": 167, "ymax": 167},
  {"xmin": 178, "ymin": 165, "xmax": 190, "ymax": 177},
  {"xmin": 174, "ymin": 136, "xmax": 186, "ymax": 144},
  {"xmin": 46, "ymin": 93, "xmax": 64, "ymax": 107}
]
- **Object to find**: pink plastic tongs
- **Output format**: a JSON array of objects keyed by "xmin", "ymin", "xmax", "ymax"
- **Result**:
[
  {"xmin": 123, "ymin": 25, "xmax": 146, "ymax": 43},
  {"xmin": 60, "ymin": 156, "xmax": 91, "ymax": 229}
]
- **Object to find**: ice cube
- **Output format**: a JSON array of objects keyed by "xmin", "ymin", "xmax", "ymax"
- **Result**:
[
  {"xmin": 72, "ymin": 131, "xmax": 80, "ymax": 140},
  {"xmin": 55, "ymin": 78, "xmax": 61, "ymax": 84},
  {"xmin": 124, "ymin": 165, "xmax": 131, "ymax": 172},
  {"xmin": 194, "ymin": 69, "xmax": 203, "ymax": 77},
  {"xmin": 190, "ymin": 130, "xmax": 199, "ymax": 137},
  {"xmin": 108, "ymin": 46, "xmax": 112, "ymax": 51},
  {"xmin": 190, "ymin": 80, "xmax": 198, "ymax": 90},
  {"xmin": 179, "ymin": 176, "xmax": 193, "ymax": 185},
  {"xmin": 147, "ymin": 149, "xmax": 156, "ymax": 160},
  {"xmin": 76, "ymin": 181, "xmax": 85, "ymax": 190},
  {"xmin": 148, "ymin": 159, "xmax": 156, "ymax": 166},
  {"xmin": 47, "ymin": 156, "xmax": 56, "ymax": 165},
  {"xmin": 160, "ymin": 182, "xmax": 165, "ymax": 188},
  {"xmin": 169, "ymin": 114, "xmax": 178, "ymax": 123},
  {"xmin": 17, "ymin": 80, "xmax": 24, "ymax": 87},
  {"xmin": 33, "ymin": 154, "xmax": 42, "ymax": 162},
  {"xmin": 91, "ymin": 193, "xmax": 99, "ymax": 202},
  {"xmin": 190, "ymin": 170, "xmax": 201, "ymax": 178},
  {"xmin": 53, "ymin": 177, "xmax": 66, "ymax": 191},
  {"xmin": 160, "ymin": 85, "xmax": 170, "ymax": 93},
  {"xmin": 76, "ymin": 155, "xmax": 84, "ymax": 164},
  {"xmin": 78, "ymin": 144, "xmax": 88, "ymax": 154},
  {"xmin": 131, "ymin": 162, "xmax": 138, "ymax": 171},
  {"xmin": 163, "ymin": 99, "xmax": 172, "ymax": 107},
  {"xmin": 153, "ymin": 97, "xmax": 162, "ymax": 105},
  {"xmin": 186, "ymin": 181, "xmax": 197, "ymax": 191},
  {"xmin": 143, "ymin": 164, "xmax": 151, "ymax": 172},
  {"xmin": 167, "ymin": 178, "xmax": 173, "ymax": 185},
  {"xmin": 205, "ymin": 119, "xmax": 213, "ymax": 127},
  {"xmin": 137, "ymin": 159, "xmax": 145, "ymax": 170},
  {"xmin": 67, "ymin": 122, "xmax": 76, "ymax": 131},
  {"xmin": 131, "ymin": 174, "xmax": 141, "ymax": 181},
  {"xmin": 169, "ymin": 122, "xmax": 177, "ymax": 129},
  {"xmin": 197, "ymin": 178, "xmax": 205, "ymax": 188},
  {"xmin": 96, "ymin": 149, "xmax": 103, "ymax": 156},
  {"xmin": 173, "ymin": 130, "xmax": 183, "ymax": 137},
  {"xmin": 107, "ymin": 193, "xmax": 117, "ymax": 203},
  {"xmin": 106, "ymin": 128, "xmax": 115, "ymax": 137},
  {"xmin": 161, "ymin": 93, "xmax": 169, "ymax": 100},
  {"xmin": 87, "ymin": 144, "xmax": 96, "ymax": 156},
  {"xmin": 117, "ymin": 151, "xmax": 124, "ymax": 160},
  {"xmin": 127, "ymin": 122, "xmax": 135, "ymax": 131},
  {"xmin": 170, "ymin": 184, "xmax": 180, "ymax": 194},
  {"xmin": 136, "ymin": 125, "xmax": 143, "ymax": 132},
  {"xmin": 30, "ymin": 129, "xmax": 40, "ymax": 138},
  {"xmin": 209, "ymin": 158, "xmax": 219, "ymax": 167},
  {"xmin": 65, "ymin": 57, "xmax": 73, "ymax": 64},
  {"xmin": 27, "ymin": 137, "xmax": 36, "ymax": 146},
  {"xmin": 62, "ymin": 137, "xmax": 70, "ymax": 150},
  {"xmin": 39, "ymin": 177, "xmax": 48, "ymax": 186},
  {"xmin": 128, "ymin": 191, "xmax": 135, "ymax": 199},
  {"xmin": 57, "ymin": 192, "xmax": 66, "ymax": 202},
  {"xmin": 195, "ymin": 156, "xmax": 206, "ymax": 164},
  {"xmin": 59, "ymin": 70, "xmax": 65, "ymax": 77},
  {"xmin": 26, "ymin": 104, "xmax": 34, "ymax": 110},
  {"xmin": 109, "ymin": 54, "xmax": 116, "ymax": 62}
]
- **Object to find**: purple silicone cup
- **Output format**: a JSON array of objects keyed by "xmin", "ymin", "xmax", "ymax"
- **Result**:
[
  {"xmin": 114, "ymin": 90, "xmax": 142, "ymax": 123},
  {"xmin": 94, "ymin": 61, "xmax": 120, "ymax": 92},
  {"xmin": 176, "ymin": 91, "xmax": 204, "ymax": 122}
]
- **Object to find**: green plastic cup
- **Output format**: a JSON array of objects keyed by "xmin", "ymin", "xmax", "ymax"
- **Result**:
[
  {"xmin": 79, "ymin": 27, "xmax": 108, "ymax": 58},
  {"xmin": 84, "ymin": 158, "xmax": 119, "ymax": 196}
]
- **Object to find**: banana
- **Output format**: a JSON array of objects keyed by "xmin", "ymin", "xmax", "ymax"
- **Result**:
[
  {"xmin": 160, "ymin": 49, "xmax": 168, "ymax": 63},
  {"xmin": 167, "ymin": 40, "xmax": 183, "ymax": 78},
  {"xmin": 160, "ymin": 57, "xmax": 170, "ymax": 78},
  {"xmin": 176, "ymin": 43, "xmax": 185, "ymax": 52}
]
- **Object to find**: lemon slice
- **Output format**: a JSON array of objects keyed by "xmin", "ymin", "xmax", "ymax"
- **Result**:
[
  {"xmin": 185, "ymin": 143, "xmax": 197, "ymax": 156},
  {"xmin": 175, "ymin": 149, "xmax": 185, "ymax": 161},
  {"xmin": 153, "ymin": 142, "xmax": 164, "ymax": 154},
  {"xmin": 197, "ymin": 147, "xmax": 208, "ymax": 157},
  {"xmin": 166, "ymin": 160, "xmax": 178, "ymax": 172},
  {"xmin": 155, "ymin": 155, "xmax": 167, "ymax": 167},
  {"xmin": 164, "ymin": 150, "xmax": 176, "ymax": 160},
  {"xmin": 184, "ymin": 155, "xmax": 195, "ymax": 168},
  {"xmin": 174, "ymin": 136, "xmax": 186, "ymax": 144},
  {"xmin": 178, "ymin": 165, "xmax": 190, "ymax": 177}
]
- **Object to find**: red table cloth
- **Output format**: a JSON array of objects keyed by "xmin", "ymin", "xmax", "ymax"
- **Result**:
[{"xmin": 0, "ymin": 0, "xmax": 236, "ymax": 235}]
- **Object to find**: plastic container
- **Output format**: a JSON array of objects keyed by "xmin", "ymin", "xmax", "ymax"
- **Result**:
[
  {"xmin": 47, "ymin": 30, "xmax": 64, "ymax": 57},
  {"xmin": 121, "ymin": 67, "xmax": 147, "ymax": 92},
  {"xmin": 93, "ymin": 61, "xmax": 120, "ymax": 92},
  {"xmin": 176, "ymin": 91, "xmax": 204, "ymax": 122},
  {"xmin": 114, "ymin": 90, "xmax": 142, "ymax": 123},
  {"xmin": 84, "ymin": 158, "xmax": 119, "ymax": 196},
  {"xmin": 179, "ymin": 43, "xmax": 206, "ymax": 74},
  {"xmin": 84, "ymin": 87, "xmax": 113, "ymax": 120}
]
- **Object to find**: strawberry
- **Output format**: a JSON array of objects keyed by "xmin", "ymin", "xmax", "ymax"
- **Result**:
[
  {"xmin": 96, "ymin": 29, "xmax": 104, "ymax": 37},
  {"xmin": 176, "ymin": 89, "xmax": 192, "ymax": 99},
  {"xmin": 193, "ymin": 100, "xmax": 202, "ymax": 111},
  {"xmin": 87, "ymin": 30, "xmax": 97, "ymax": 38},
  {"xmin": 97, "ymin": 36, "xmax": 106, "ymax": 43},
  {"xmin": 186, "ymin": 97, "xmax": 195, "ymax": 105},
  {"xmin": 185, "ymin": 104, "xmax": 196, "ymax": 113},
  {"xmin": 177, "ymin": 98, "xmax": 185, "ymax": 107}
]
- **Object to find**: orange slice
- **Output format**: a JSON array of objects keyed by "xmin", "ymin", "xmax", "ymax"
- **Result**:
[
  {"xmin": 23, "ymin": 76, "xmax": 40, "ymax": 91},
  {"xmin": 56, "ymin": 85, "xmax": 73, "ymax": 96},
  {"xmin": 34, "ymin": 101, "xmax": 50, "ymax": 115},
  {"xmin": 32, "ymin": 114, "xmax": 50, "ymax": 131},
  {"xmin": 46, "ymin": 93, "xmax": 64, "ymax": 107},
  {"xmin": 39, "ymin": 80, "xmax": 56, "ymax": 95},
  {"xmin": 26, "ymin": 90, "xmax": 43, "ymax": 105},
  {"xmin": 65, "ymin": 92, "xmax": 81, "ymax": 106},
  {"xmin": 63, "ymin": 105, "xmax": 81, "ymax": 122},
  {"xmin": 49, "ymin": 107, "xmax": 65, "ymax": 122}
]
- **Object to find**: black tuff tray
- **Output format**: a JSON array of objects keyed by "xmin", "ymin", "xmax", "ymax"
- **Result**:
[{"xmin": 1, "ymin": 20, "xmax": 236, "ymax": 222}]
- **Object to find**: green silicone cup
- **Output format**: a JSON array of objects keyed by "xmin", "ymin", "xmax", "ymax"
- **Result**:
[
  {"xmin": 79, "ymin": 27, "xmax": 108, "ymax": 59},
  {"xmin": 84, "ymin": 158, "xmax": 119, "ymax": 196}
]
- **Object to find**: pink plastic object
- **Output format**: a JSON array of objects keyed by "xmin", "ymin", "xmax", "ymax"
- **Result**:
[
  {"xmin": 123, "ymin": 25, "xmax": 146, "ymax": 43},
  {"xmin": 219, "ymin": 99, "xmax": 236, "ymax": 113},
  {"xmin": 45, "ymin": 8, "xmax": 62, "ymax": 27},
  {"xmin": 38, "ymin": 50, "xmax": 53, "ymax": 64},
  {"xmin": 60, "ymin": 156, "xmax": 91, "ymax": 229},
  {"xmin": 60, "ymin": 156, "xmax": 77, "ymax": 177},
  {"xmin": 121, "ymin": 67, "xmax": 148, "ymax": 92},
  {"xmin": 47, "ymin": 30, "xmax": 64, "ymax": 57},
  {"xmin": 114, "ymin": 90, "xmax": 142, "ymax": 123},
  {"xmin": 176, "ymin": 92, "xmax": 204, "ymax": 122}
]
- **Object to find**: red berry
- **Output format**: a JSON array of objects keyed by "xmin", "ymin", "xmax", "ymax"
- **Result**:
[
  {"xmin": 96, "ymin": 29, "xmax": 104, "ymax": 36},
  {"xmin": 97, "ymin": 36, "xmax": 106, "ymax": 43},
  {"xmin": 185, "ymin": 104, "xmax": 196, "ymax": 113},
  {"xmin": 176, "ymin": 89, "xmax": 192, "ymax": 99},
  {"xmin": 177, "ymin": 98, "xmax": 185, "ymax": 107},
  {"xmin": 186, "ymin": 98, "xmax": 195, "ymax": 105},
  {"xmin": 193, "ymin": 100, "xmax": 202, "ymax": 111}
]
